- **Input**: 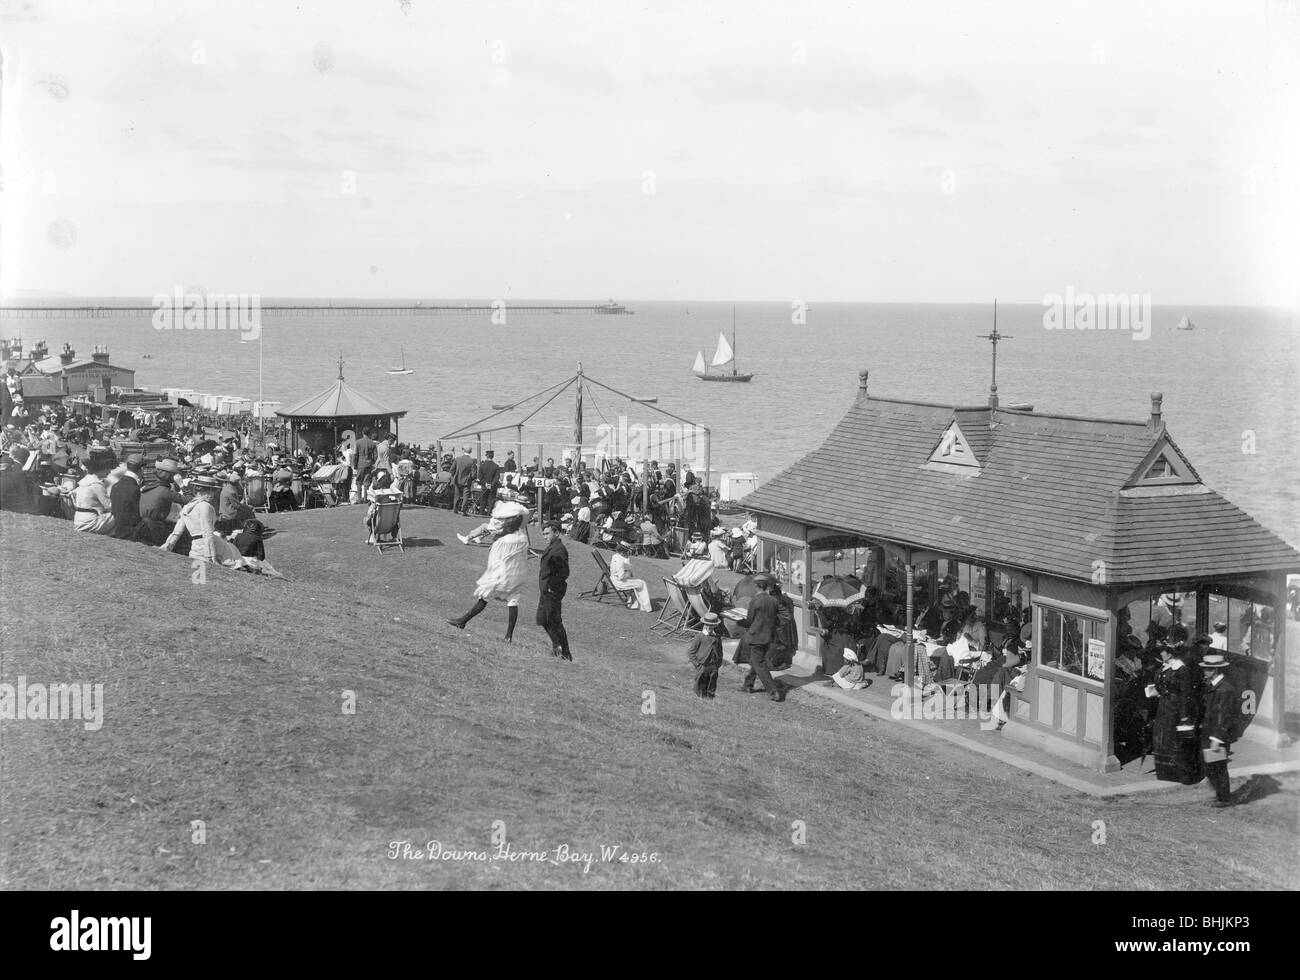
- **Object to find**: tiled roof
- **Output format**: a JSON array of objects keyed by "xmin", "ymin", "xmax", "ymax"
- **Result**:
[
  {"xmin": 275, "ymin": 379, "xmax": 406, "ymax": 420},
  {"xmin": 741, "ymin": 394, "xmax": 1300, "ymax": 585}
]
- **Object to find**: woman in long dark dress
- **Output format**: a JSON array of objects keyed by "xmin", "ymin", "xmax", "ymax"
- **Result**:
[{"xmin": 1151, "ymin": 644, "xmax": 1205, "ymax": 784}]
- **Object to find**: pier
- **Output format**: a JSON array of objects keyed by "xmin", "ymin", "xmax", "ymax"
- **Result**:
[{"xmin": 0, "ymin": 302, "xmax": 633, "ymax": 319}]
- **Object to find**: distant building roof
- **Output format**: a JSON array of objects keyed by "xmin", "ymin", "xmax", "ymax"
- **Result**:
[
  {"xmin": 31, "ymin": 356, "xmax": 135, "ymax": 375},
  {"xmin": 275, "ymin": 378, "xmax": 406, "ymax": 420},
  {"xmin": 17, "ymin": 375, "xmax": 63, "ymax": 398},
  {"xmin": 742, "ymin": 391, "xmax": 1300, "ymax": 585}
]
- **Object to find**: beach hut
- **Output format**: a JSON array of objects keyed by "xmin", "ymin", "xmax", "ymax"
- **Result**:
[
  {"xmin": 741, "ymin": 369, "xmax": 1299, "ymax": 771},
  {"xmin": 274, "ymin": 361, "xmax": 406, "ymax": 455}
]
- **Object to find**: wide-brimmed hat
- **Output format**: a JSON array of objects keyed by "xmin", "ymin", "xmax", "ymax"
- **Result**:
[
  {"xmin": 190, "ymin": 475, "xmax": 222, "ymax": 491},
  {"xmin": 843, "ymin": 648, "xmax": 860, "ymax": 663},
  {"xmin": 154, "ymin": 458, "xmax": 180, "ymax": 474},
  {"xmin": 700, "ymin": 611, "xmax": 720, "ymax": 626},
  {"xmin": 1200, "ymin": 654, "xmax": 1229, "ymax": 670},
  {"xmin": 753, "ymin": 573, "xmax": 774, "ymax": 587}
]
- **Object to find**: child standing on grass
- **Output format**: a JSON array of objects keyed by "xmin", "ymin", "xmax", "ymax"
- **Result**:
[{"xmin": 687, "ymin": 611, "xmax": 724, "ymax": 699}]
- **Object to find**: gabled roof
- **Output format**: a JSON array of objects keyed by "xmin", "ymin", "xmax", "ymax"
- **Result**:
[
  {"xmin": 741, "ymin": 392, "xmax": 1300, "ymax": 585},
  {"xmin": 275, "ymin": 378, "xmax": 406, "ymax": 420},
  {"xmin": 31, "ymin": 356, "xmax": 134, "ymax": 375}
]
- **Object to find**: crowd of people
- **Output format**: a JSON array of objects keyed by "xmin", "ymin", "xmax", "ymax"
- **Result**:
[{"xmin": 0, "ymin": 405, "xmax": 284, "ymax": 572}]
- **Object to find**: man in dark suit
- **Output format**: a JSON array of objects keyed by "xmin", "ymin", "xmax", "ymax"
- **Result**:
[
  {"xmin": 352, "ymin": 427, "xmax": 377, "ymax": 492},
  {"xmin": 502, "ymin": 451, "xmax": 517, "ymax": 474},
  {"xmin": 110, "ymin": 453, "xmax": 144, "ymax": 539},
  {"xmin": 450, "ymin": 446, "xmax": 477, "ymax": 516},
  {"xmin": 536, "ymin": 521, "xmax": 572, "ymax": 660},
  {"xmin": 0, "ymin": 445, "xmax": 38, "ymax": 514},
  {"xmin": 1199, "ymin": 653, "xmax": 1237, "ymax": 807},
  {"xmin": 476, "ymin": 450, "xmax": 501, "ymax": 514},
  {"xmin": 740, "ymin": 574, "xmax": 785, "ymax": 701}
]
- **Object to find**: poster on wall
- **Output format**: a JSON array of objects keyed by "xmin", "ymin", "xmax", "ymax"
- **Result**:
[{"xmin": 1086, "ymin": 637, "xmax": 1107, "ymax": 681}]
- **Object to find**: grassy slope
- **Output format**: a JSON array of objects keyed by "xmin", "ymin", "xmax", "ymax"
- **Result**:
[{"xmin": 1, "ymin": 507, "xmax": 1296, "ymax": 891}]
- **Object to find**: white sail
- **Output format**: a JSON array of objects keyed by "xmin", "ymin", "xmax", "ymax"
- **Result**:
[
  {"xmin": 692, "ymin": 350, "xmax": 707, "ymax": 375},
  {"xmin": 710, "ymin": 331, "xmax": 734, "ymax": 367}
]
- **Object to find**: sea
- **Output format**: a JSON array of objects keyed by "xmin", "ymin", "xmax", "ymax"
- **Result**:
[{"xmin": 4, "ymin": 300, "xmax": 1297, "ymax": 546}]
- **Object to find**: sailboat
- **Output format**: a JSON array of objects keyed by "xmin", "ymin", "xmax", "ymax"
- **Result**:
[
  {"xmin": 693, "ymin": 309, "xmax": 753, "ymax": 382},
  {"xmin": 1175, "ymin": 315, "xmax": 1195, "ymax": 331},
  {"xmin": 387, "ymin": 347, "xmax": 414, "ymax": 375}
]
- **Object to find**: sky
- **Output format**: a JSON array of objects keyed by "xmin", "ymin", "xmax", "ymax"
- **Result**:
[{"xmin": 1, "ymin": 0, "xmax": 1297, "ymax": 305}]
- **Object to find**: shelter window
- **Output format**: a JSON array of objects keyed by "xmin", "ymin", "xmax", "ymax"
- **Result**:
[
  {"xmin": 766, "ymin": 543, "xmax": 804, "ymax": 598},
  {"xmin": 1038, "ymin": 605, "xmax": 1106, "ymax": 682},
  {"xmin": 1124, "ymin": 591, "xmax": 1199, "ymax": 648},
  {"xmin": 1206, "ymin": 591, "xmax": 1275, "ymax": 661},
  {"xmin": 991, "ymin": 568, "xmax": 1031, "ymax": 636}
]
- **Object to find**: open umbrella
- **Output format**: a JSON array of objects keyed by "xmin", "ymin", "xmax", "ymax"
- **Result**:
[
  {"xmin": 811, "ymin": 574, "xmax": 866, "ymax": 609},
  {"xmin": 192, "ymin": 438, "xmax": 218, "ymax": 455}
]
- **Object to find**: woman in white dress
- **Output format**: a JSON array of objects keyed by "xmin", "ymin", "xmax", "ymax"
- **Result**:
[
  {"xmin": 446, "ymin": 512, "xmax": 530, "ymax": 641},
  {"xmin": 160, "ymin": 475, "xmax": 223, "ymax": 561},
  {"xmin": 609, "ymin": 540, "xmax": 652, "ymax": 612}
]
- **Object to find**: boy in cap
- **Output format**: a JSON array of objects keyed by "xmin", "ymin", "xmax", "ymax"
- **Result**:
[{"xmin": 686, "ymin": 611, "xmax": 724, "ymax": 699}]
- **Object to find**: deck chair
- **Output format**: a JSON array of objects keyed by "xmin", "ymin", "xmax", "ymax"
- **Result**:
[
  {"xmin": 369, "ymin": 496, "xmax": 404, "ymax": 554},
  {"xmin": 244, "ymin": 474, "xmax": 270, "ymax": 513},
  {"xmin": 636, "ymin": 525, "xmax": 669, "ymax": 559},
  {"xmin": 668, "ymin": 525, "xmax": 690, "ymax": 558},
  {"xmin": 651, "ymin": 577, "xmax": 694, "ymax": 636},
  {"xmin": 578, "ymin": 549, "xmax": 638, "ymax": 606}
]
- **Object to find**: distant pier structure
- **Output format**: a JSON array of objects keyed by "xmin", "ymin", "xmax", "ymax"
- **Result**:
[{"xmin": 0, "ymin": 300, "xmax": 634, "ymax": 318}]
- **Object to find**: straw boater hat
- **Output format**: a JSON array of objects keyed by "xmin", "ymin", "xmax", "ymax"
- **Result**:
[
  {"xmin": 699, "ymin": 611, "xmax": 720, "ymax": 627},
  {"xmin": 1200, "ymin": 654, "xmax": 1229, "ymax": 671},
  {"xmin": 190, "ymin": 474, "xmax": 222, "ymax": 492}
]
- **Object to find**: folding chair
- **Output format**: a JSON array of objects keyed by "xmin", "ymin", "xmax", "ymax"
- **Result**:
[
  {"xmin": 668, "ymin": 525, "xmax": 689, "ymax": 558},
  {"xmin": 370, "ymin": 495, "xmax": 405, "ymax": 554},
  {"xmin": 650, "ymin": 577, "xmax": 694, "ymax": 636},
  {"xmin": 637, "ymin": 525, "xmax": 669, "ymax": 559},
  {"xmin": 244, "ymin": 474, "xmax": 270, "ymax": 514},
  {"xmin": 577, "ymin": 550, "xmax": 638, "ymax": 606}
]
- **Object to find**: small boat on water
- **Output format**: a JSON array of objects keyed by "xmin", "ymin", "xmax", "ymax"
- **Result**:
[
  {"xmin": 387, "ymin": 347, "xmax": 414, "ymax": 375},
  {"xmin": 631, "ymin": 396, "xmax": 658, "ymax": 404},
  {"xmin": 1175, "ymin": 315, "xmax": 1195, "ymax": 331},
  {"xmin": 693, "ymin": 308, "xmax": 753, "ymax": 382}
]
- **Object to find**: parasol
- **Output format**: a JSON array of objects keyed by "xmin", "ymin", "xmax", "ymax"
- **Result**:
[
  {"xmin": 811, "ymin": 574, "xmax": 867, "ymax": 610},
  {"xmin": 730, "ymin": 574, "xmax": 764, "ymax": 601}
]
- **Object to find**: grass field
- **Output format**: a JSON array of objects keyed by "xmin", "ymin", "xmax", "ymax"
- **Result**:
[{"xmin": 1, "ymin": 506, "xmax": 1297, "ymax": 890}]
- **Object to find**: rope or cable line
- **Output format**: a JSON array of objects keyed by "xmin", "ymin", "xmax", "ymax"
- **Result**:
[{"xmin": 584, "ymin": 385, "xmax": 612, "ymax": 429}]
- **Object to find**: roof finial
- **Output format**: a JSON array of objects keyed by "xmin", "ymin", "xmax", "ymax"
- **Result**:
[
  {"xmin": 976, "ymin": 299, "xmax": 1012, "ymax": 410},
  {"xmin": 858, "ymin": 368, "xmax": 869, "ymax": 396},
  {"xmin": 337, "ymin": 352, "xmax": 345, "ymax": 380}
]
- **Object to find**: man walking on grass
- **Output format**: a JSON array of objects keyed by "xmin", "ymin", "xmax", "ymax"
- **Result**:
[
  {"xmin": 740, "ymin": 573, "xmax": 784, "ymax": 701},
  {"xmin": 537, "ymin": 521, "xmax": 573, "ymax": 661}
]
